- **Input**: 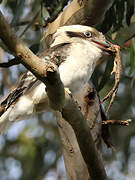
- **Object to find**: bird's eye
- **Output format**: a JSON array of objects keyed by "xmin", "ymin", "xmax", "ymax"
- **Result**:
[{"xmin": 84, "ymin": 31, "xmax": 91, "ymax": 38}]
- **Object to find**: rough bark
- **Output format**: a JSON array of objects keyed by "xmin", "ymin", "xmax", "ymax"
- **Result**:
[{"xmin": 57, "ymin": 82, "xmax": 104, "ymax": 180}]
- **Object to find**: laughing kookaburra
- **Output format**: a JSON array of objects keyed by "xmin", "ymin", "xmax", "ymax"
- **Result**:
[{"xmin": 0, "ymin": 25, "xmax": 114, "ymax": 134}]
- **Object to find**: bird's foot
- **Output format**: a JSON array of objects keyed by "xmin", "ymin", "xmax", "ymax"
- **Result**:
[
  {"xmin": 65, "ymin": 88, "xmax": 72, "ymax": 96},
  {"xmin": 78, "ymin": 0, "xmax": 83, "ymax": 6}
]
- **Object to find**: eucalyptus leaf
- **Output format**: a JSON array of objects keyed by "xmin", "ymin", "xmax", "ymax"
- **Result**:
[
  {"xmin": 29, "ymin": 43, "xmax": 40, "ymax": 54},
  {"xmin": 129, "ymin": 39, "xmax": 135, "ymax": 75},
  {"xmin": 131, "ymin": 74, "xmax": 135, "ymax": 87},
  {"xmin": 11, "ymin": 0, "xmax": 25, "ymax": 27},
  {"xmin": 116, "ymin": 0, "xmax": 125, "ymax": 27},
  {"xmin": 126, "ymin": 0, "xmax": 134, "ymax": 26}
]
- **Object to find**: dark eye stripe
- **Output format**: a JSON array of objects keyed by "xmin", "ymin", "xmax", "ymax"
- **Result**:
[{"xmin": 66, "ymin": 31, "xmax": 84, "ymax": 38}]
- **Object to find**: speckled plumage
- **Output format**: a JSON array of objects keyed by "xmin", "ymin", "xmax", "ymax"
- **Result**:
[{"xmin": 0, "ymin": 25, "xmax": 111, "ymax": 134}]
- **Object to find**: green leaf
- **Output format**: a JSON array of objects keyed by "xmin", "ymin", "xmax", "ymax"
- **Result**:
[
  {"xmin": 129, "ymin": 39, "xmax": 135, "ymax": 75},
  {"xmin": 126, "ymin": 0, "xmax": 134, "ymax": 26},
  {"xmin": 131, "ymin": 74, "xmax": 135, "ymax": 87},
  {"xmin": 11, "ymin": 0, "xmax": 25, "ymax": 27}
]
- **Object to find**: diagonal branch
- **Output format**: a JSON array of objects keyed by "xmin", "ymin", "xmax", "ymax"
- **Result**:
[
  {"xmin": 0, "ymin": 57, "xmax": 20, "ymax": 68},
  {"xmin": 62, "ymin": 94, "xmax": 108, "ymax": 180},
  {"xmin": 0, "ymin": 10, "xmax": 65, "ymax": 111}
]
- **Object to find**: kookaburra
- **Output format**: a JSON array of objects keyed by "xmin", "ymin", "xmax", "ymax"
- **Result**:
[{"xmin": 0, "ymin": 25, "xmax": 114, "ymax": 134}]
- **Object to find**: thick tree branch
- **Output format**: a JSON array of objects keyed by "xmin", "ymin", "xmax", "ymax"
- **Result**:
[
  {"xmin": 57, "ymin": 82, "xmax": 103, "ymax": 180},
  {"xmin": 0, "ymin": 57, "xmax": 20, "ymax": 68},
  {"xmin": 61, "ymin": 93, "xmax": 108, "ymax": 180},
  {"xmin": 0, "ymin": 11, "xmax": 50, "ymax": 80}
]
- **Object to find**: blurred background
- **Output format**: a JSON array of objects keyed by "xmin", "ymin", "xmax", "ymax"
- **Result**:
[{"xmin": 0, "ymin": 0, "xmax": 135, "ymax": 179}]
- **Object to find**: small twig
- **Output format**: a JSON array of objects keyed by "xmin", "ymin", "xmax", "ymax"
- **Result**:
[
  {"xmin": 15, "ymin": 21, "xmax": 31, "ymax": 26},
  {"xmin": 102, "ymin": 119, "xmax": 132, "ymax": 126},
  {"xmin": 78, "ymin": 0, "xmax": 84, "ymax": 6},
  {"xmin": 123, "ymin": 33, "xmax": 135, "ymax": 44},
  {"xmin": 0, "ymin": 58, "xmax": 20, "ymax": 68},
  {"xmin": 19, "ymin": 10, "xmax": 40, "ymax": 38}
]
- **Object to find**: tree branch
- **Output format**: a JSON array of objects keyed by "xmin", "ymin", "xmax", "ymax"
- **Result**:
[
  {"xmin": 0, "ymin": 57, "xmax": 20, "ymax": 68},
  {"xmin": 61, "ymin": 92, "xmax": 108, "ymax": 180},
  {"xmin": 102, "ymin": 119, "xmax": 132, "ymax": 126}
]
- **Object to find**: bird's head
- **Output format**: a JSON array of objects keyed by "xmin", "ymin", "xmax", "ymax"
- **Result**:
[{"xmin": 50, "ymin": 25, "xmax": 115, "ymax": 56}]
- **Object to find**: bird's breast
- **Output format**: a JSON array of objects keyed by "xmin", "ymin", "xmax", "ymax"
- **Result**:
[
  {"xmin": 59, "ymin": 56, "xmax": 96, "ymax": 94},
  {"xmin": 58, "ymin": 41, "xmax": 102, "ymax": 94}
]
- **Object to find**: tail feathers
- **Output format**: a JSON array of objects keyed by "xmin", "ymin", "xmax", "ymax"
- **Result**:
[{"xmin": 0, "ymin": 107, "xmax": 13, "ymax": 135}]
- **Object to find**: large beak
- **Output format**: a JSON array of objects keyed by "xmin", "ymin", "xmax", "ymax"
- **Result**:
[{"xmin": 91, "ymin": 39, "xmax": 116, "ymax": 55}]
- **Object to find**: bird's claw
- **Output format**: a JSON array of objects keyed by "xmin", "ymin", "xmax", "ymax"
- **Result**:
[
  {"xmin": 65, "ymin": 88, "xmax": 72, "ymax": 95},
  {"xmin": 78, "ymin": 0, "xmax": 83, "ymax": 6}
]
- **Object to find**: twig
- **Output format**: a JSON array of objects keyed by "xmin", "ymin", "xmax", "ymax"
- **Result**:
[
  {"xmin": 19, "ymin": 10, "xmax": 40, "ymax": 38},
  {"xmin": 15, "ymin": 21, "xmax": 31, "ymax": 26},
  {"xmin": 123, "ymin": 33, "xmax": 135, "ymax": 44},
  {"xmin": 102, "ymin": 119, "xmax": 132, "ymax": 126},
  {"xmin": 0, "ymin": 58, "xmax": 20, "ymax": 68}
]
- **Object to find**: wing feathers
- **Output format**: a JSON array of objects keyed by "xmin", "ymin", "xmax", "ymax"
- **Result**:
[
  {"xmin": 0, "ymin": 106, "xmax": 13, "ymax": 134},
  {"xmin": 0, "ymin": 43, "xmax": 71, "ymax": 134}
]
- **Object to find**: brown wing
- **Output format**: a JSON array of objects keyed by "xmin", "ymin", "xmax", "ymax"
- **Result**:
[
  {"xmin": 0, "ymin": 42, "xmax": 71, "ymax": 117},
  {"xmin": 0, "ymin": 71, "xmax": 38, "ymax": 116},
  {"xmin": 39, "ymin": 42, "xmax": 70, "ymax": 66}
]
